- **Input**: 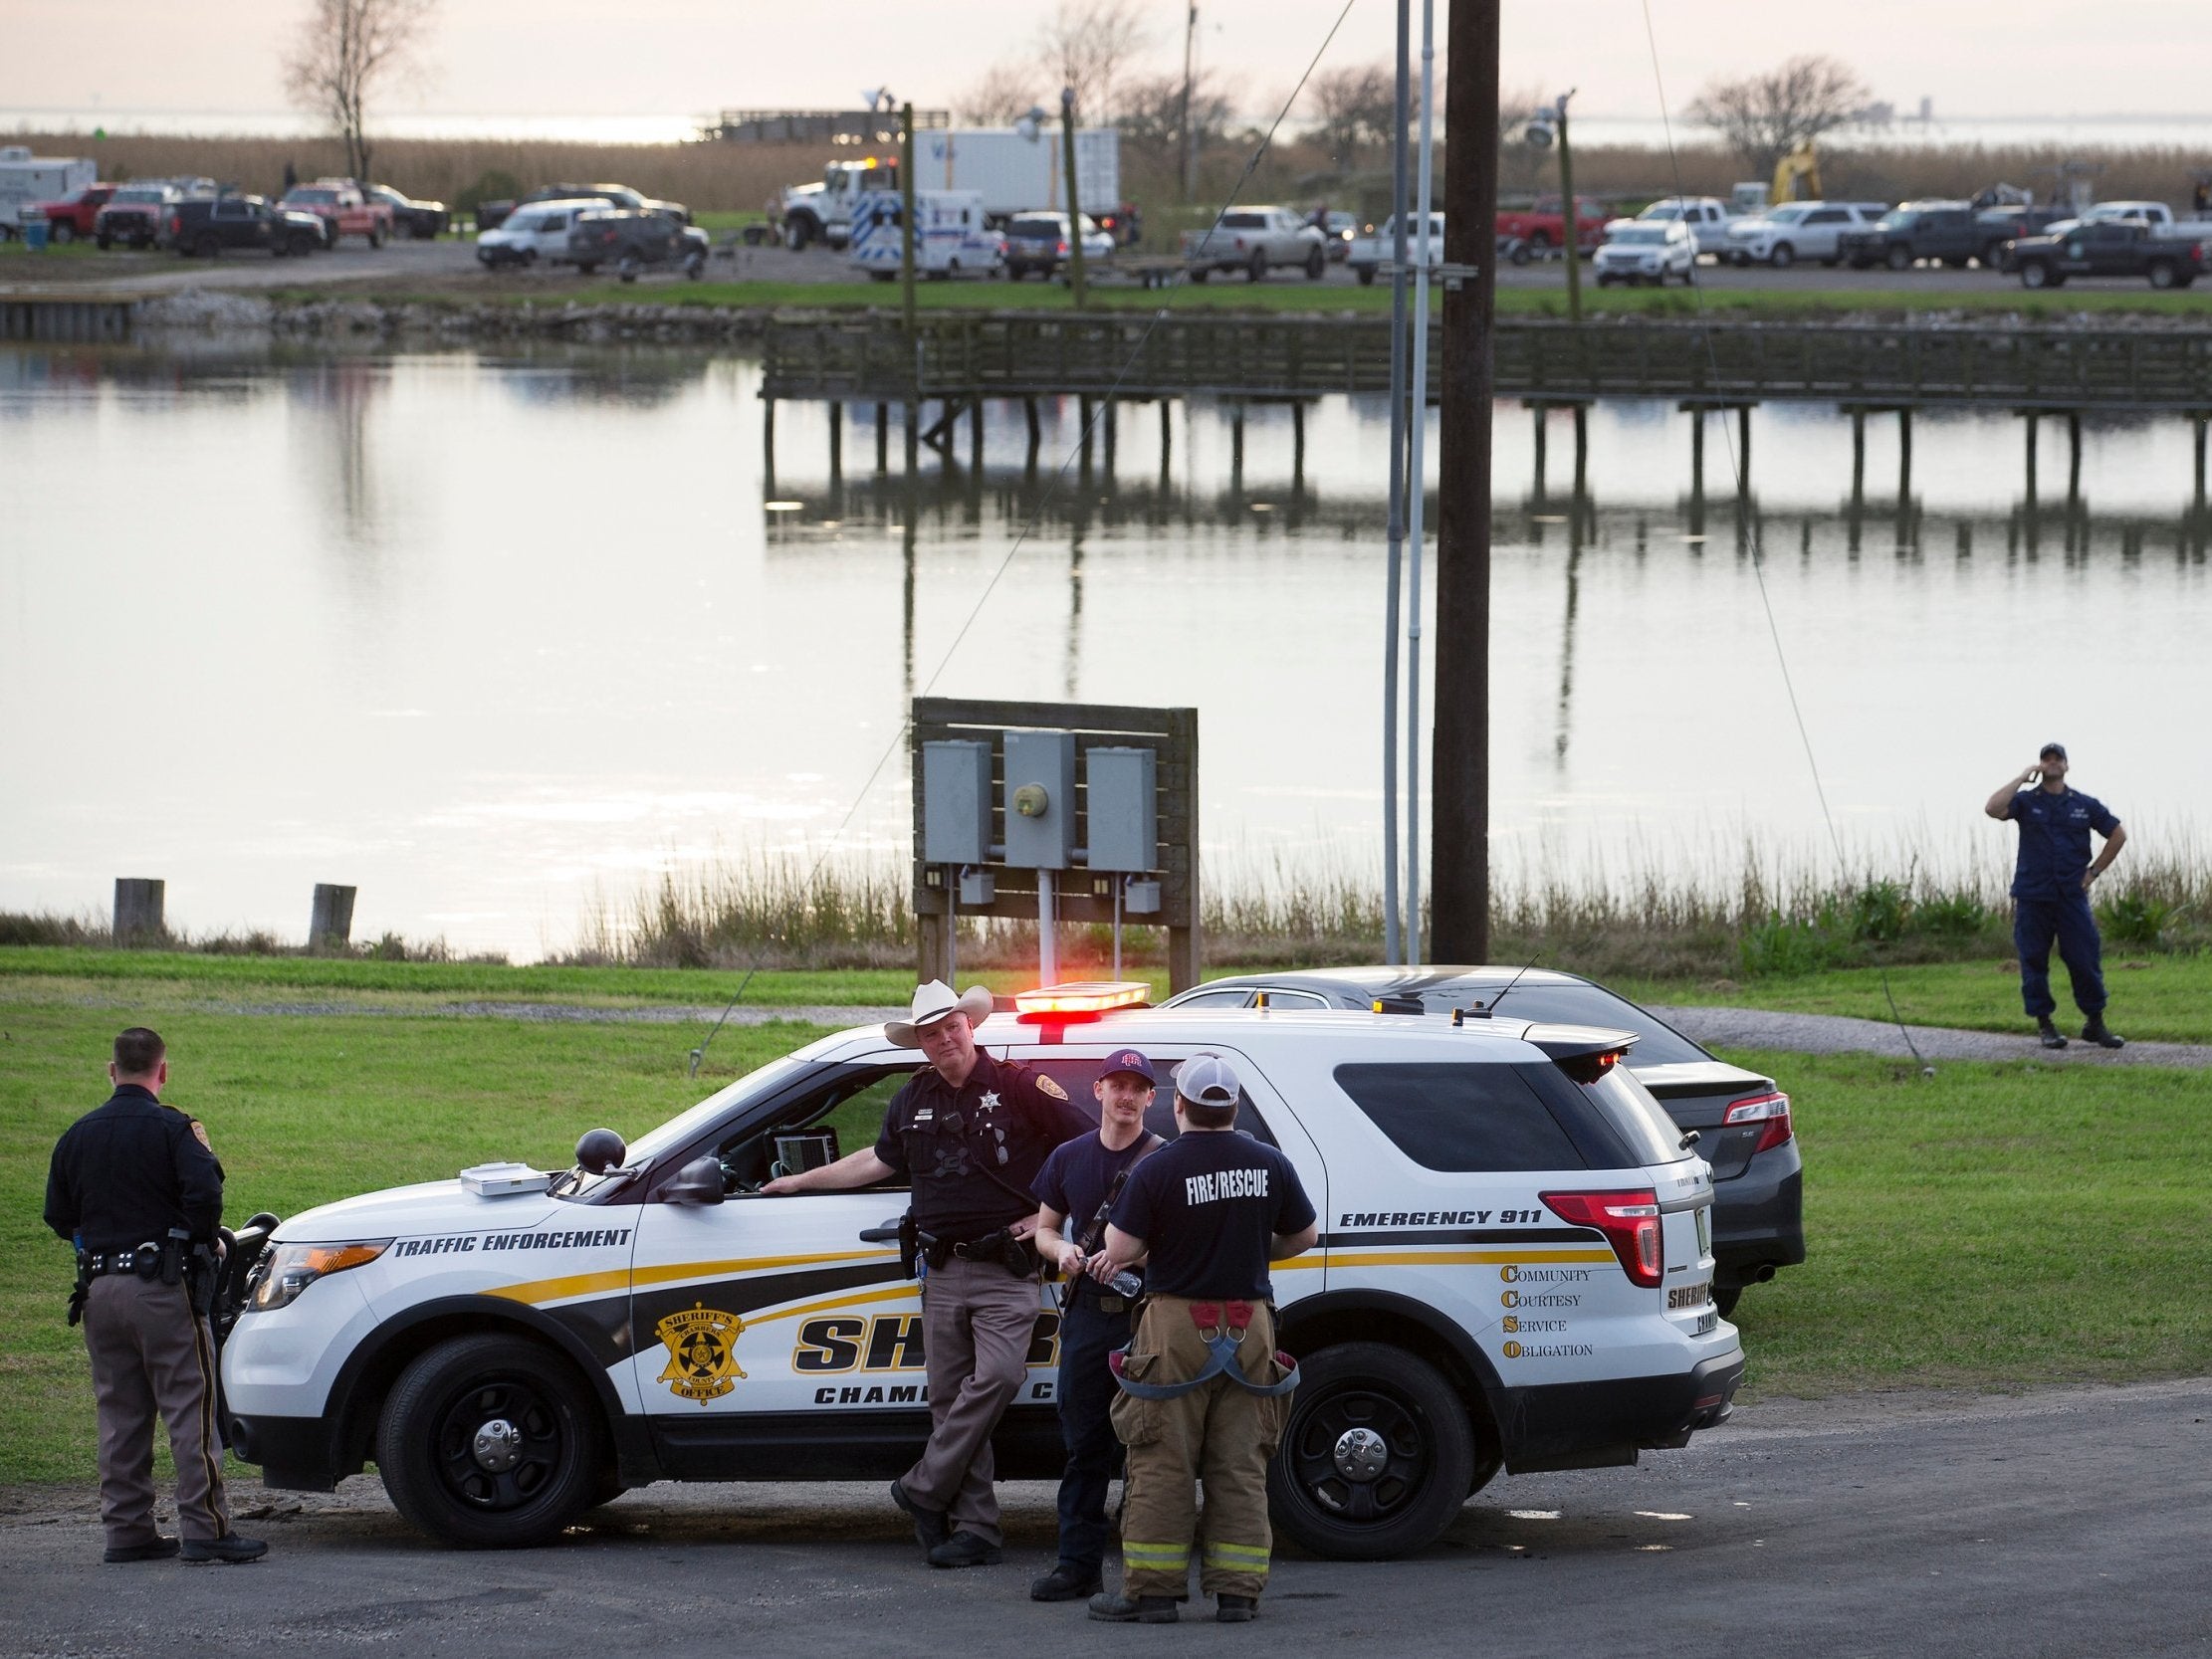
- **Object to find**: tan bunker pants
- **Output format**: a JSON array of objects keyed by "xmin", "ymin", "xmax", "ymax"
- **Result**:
[{"xmin": 1110, "ymin": 1295, "xmax": 1292, "ymax": 1602}]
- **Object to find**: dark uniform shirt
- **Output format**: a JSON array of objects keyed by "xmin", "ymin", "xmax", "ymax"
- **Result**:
[
  {"xmin": 875, "ymin": 1051, "xmax": 1092, "ymax": 1242},
  {"xmin": 2007, "ymin": 786, "xmax": 2120, "ymax": 901},
  {"xmin": 1034, "ymin": 1130, "xmax": 1159, "ymax": 1287},
  {"xmin": 45, "ymin": 1086, "xmax": 225, "ymax": 1254},
  {"xmin": 1110, "ymin": 1132, "xmax": 1315, "ymax": 1302}
]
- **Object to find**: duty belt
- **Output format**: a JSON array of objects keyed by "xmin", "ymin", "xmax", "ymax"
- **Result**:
[
  {"xmin": 1108, "ymin": 1300, "xmax": 1301, "ymax": 1400},
  {"xmin": 82, "ymin": 1245, "xmax": 163, "ymax": 1278}
]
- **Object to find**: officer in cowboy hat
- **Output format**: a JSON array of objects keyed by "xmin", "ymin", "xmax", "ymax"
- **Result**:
[{"xmin": 764, "ymin": 981, "xmax": 1090, "ymax": 1568}]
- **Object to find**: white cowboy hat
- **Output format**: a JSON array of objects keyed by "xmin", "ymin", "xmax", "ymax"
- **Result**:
[{"xmin": 885, "ymin": 980, "xmax": 996, "ymax": 1048}]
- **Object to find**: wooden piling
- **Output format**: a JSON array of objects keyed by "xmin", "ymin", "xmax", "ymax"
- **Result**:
[
  {"xmin": 762, "ymin": 398, "xmax": 776, "ymax": 496},
  {"xmin": 1898, "ymin": 409, "xmax": 1913, "ymax": 501},
  {"xmin": 113, "ymin": 879, "xmax": 164, "ymax": 942},
  {"xmin": 1291, "ymin": 402, "xmax": 1306, "ymax": 494},
  {"xmin": 970, "ymin": 397, "xmax": 984, "ymax": 473},
  {"xmin": 310, "ymin": 884, "xmax": 357, "ymax": 948},
  {"xmin": 1229, "ymin": 404, "xmax": 1245, "ymax": 495},
  {"xmin": 876, "ymin": 402, "xmax": 890, "ymax": 473},
  {"xmin": 828, "ymin": 401, "xmax": 843, "ymax": 486}
]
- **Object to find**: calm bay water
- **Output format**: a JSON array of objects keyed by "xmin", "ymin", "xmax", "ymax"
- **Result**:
[{"xmin": 2, "ymin": 341, "xmax": 2204, "ymax": 959}]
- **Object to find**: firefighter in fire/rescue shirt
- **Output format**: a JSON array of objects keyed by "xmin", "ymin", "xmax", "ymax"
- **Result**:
[
  {"xmin": 762, "ymin": 981, "xmax": 1089, "ymax": 1569},
  {"xmin": 1089, "ymin": 1053, "xmax": 1317, "ymax": 1625}
]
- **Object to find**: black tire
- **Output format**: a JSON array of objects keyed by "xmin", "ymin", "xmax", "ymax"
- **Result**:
[
  {"xmin": 782, "ymin": 217, "xmax": 811, "ymax": 252},
  {"xmin": 2020, "ymin": 260, "xmax": 2052, "ymax": 291},
  {"xmin": 575, "ymin": 262, "xmax": 597, "ymax": 276},
  {"xmin": 97, "ymin": 233, "xmax": 112, "ymax": 250},
  {"xmin": 1304, "ymin": 248, "xmax": 1325, "ymax": 280},
  {"xmin": 367, "ymin": 226, "xmax": 383, "ymax": 249},
  {"xmin": 1192, "ymin": 267, "xmax": 1210, "ymax": 284},
  {"xmin": 1509, "ymin": 241, "xmax": 1530, "ymax": 266},
  {"xmin": 1355, "ymin": 266, "xmax": 1375, "ymax": 286},
  {"xmin": 1885, "ymin": 244, "xmax": 1912, "ymax": 272},
  {"xmin": 1268, "ymin": 1342, "xmax": 1479, "ymax": 1560},
  {"xmin": 618, "ymin": 255, "xmax": 642, "ymax": 284},
  {"xmin": 1770, "ymin": 242, "xmax": 1794, "ymax": 268},
  {"xmin": 1713, "ymin": 1286, "xmax": 1743, "ymax": 1320},
  {"xmin": 194, "ymin": 232, "xmax": 221, "ymax": 260},
  {"xmin": 1528, "ymin": 229, "xmax": 1552, "ymax": 251},
  {"xmin": 521, "ymin": 248, "xmax": 538, "ymax": 267},
  {"xmin": 291, "ymin": 233, "xmax": 319, "ymax": 257},
  {"xmin": 1596, "ymin": 272, "xmax": 1614, "ymax": 287},
  {"xmin": 376, "ymin": 1334, "xmax": 604, "ymax": 1549},
  {"xmin": 2149, "ymin": 260, "xmax": 2178, "ymax": 290},
  {"xmin": 51, "ymin": 221, "xmax": 75, "ymax": 245},
  {"xmin": 1247, "ymin": 250, "xmax": 1267, "ymax": 283}
]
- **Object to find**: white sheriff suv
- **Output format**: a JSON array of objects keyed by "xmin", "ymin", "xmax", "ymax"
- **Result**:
[{"xmin": 218, "ymin": 987, "xmax": 1743, "ymax": 1558}]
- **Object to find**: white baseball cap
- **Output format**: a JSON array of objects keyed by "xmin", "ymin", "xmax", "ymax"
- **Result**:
[{"xmin": 1175, "ymin": 1053, "xmax": 1242, "ymax": 1107}]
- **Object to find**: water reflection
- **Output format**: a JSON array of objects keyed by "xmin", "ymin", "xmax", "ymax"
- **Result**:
[{"xmin": 5, "ymin": 342, "xmax": 2208, "ymax": 958}]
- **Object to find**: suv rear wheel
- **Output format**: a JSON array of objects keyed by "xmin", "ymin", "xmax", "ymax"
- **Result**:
[
  {"xmin": 194, "ymin": 232, "xmax": 222, "ymax": 260},
  {"xmin": 1267, "ymin": 1342, "xmax": 1478, "ymax": 1559},
  {"xmin": 376, "ymin": 1334, "xmax": 604, "ymax": 1549},
  {"xmin": 1885, "ymin": 244, "xmax": 1913, "ymax": 272}
]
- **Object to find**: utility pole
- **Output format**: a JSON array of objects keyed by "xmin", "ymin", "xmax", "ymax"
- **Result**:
[
  {"xmin": 1430, "ymin": 0, "xmax": 1499, "ymax": 963},
  {"xmin": 1553, "ymin": 91, "xmax": 1582, "ymax": 323},
  {"xmin": 1380, "ymin": 0, "xmax": 1411, "ymax": 965},
  {"xmin": 1404, "ymin": 0, "xmax": 1438, "ymax": 964},
  {"xmin": 1180, "ymin": 4, "xmax": 1200, "ymax": 200},
  {"xmin": 1060, "ymin": 86, "xmax": 1088, "ymax": 307},
  {"xmin": 900, "ymin": 102, "xmax": 918, "ymax": 338}
]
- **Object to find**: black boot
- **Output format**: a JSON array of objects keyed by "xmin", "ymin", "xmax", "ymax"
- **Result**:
[
  {"xmin": 890, "ymin": 1478, "xmax": 949, "ymax": 1558},
  {"xmin": 1031, "ymin": 1562, "xmax": 1105, "ymax": 1601},
  {"xmin": 1088, "ymin": 1590, "xmax": 1179, "ymax": 1623},
  {"xmin": 927, "ymin": 1531, "xmax": 1002, "ymax": 1568},
  {"xmin": 1217, "ymin": 1593, "xmax": 1258, "ymax": 1623},
  {"xmin": 2036, "ymin": 1017, "xmax": 2068, "ymax": 1049},
  {"xmin": 2082, "ymin": 1015, "xmax": 2125, "ymax": 1050}
]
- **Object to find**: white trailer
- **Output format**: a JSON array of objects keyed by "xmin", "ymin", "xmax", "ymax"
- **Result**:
[
  {"xmin": 847, "ymin": 189, "xmax": 1002, "ymax": 280},
  {"xmin": 778, "ymin": 126, "xmax": 1120, "ymax": 250},
  {"xmin": 0, "ymin": 147, "xmax": 97, "ymax": 233}
]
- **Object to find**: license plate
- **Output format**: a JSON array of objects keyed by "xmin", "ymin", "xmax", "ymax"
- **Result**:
[{"xmin": 1667, "ymin": 1281, "xmax": 1712, "ymax": 1311}]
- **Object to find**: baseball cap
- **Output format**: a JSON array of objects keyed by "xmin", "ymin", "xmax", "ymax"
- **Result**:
[
  {"xmin": 1175, "ymin": 1053, "xmax": 1241, "ymax": 1107},
  {"xmin": 2040, "ymin": 741, "xmax": 2068, "ymax": 760},
  {"xmin": 1101, "ymin": 1048, "xmax": 1158, "ymax": 1086}
]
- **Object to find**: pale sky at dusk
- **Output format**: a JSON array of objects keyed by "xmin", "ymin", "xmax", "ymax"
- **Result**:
[{"xmin": 2, "ymin": 0, "xmax": 2201, "ymax": 126}]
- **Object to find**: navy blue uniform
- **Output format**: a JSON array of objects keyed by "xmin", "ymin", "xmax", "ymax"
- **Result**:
[
  {"xmin": 1111, "ymin": 1133, "xmax": 1315, "ymax": 1302},
  {"xmin": 874, "ymin": 1051, "xmax": 1092, "ymax": 1243},
  {"xmin": 46, "ymin": 1085, "xmax": 224, "ymax": 1251},
  {"xmin": 1033, "ymin": 1130, "xmax": 1158, "ymax": 1579},
  {"xmin": 2005, "ymin": 786, "xmax": 2120, "ymax": 1018}
]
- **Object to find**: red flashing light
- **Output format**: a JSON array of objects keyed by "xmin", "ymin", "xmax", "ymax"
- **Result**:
[
  {"xmin": 1723, "ymin": 1090, "xmax": 1793, "ymax": 1154},
  {"xmin": 1541, "ymin": 1187, "xmax": 1662, "ymax": 1288},
  {"xmin": 1013, "ymin": 980, "xmax": 1151, "ymax": 1021},
  {"xmin": 1556, "ymin": 1048, "xmax": 1624, "ymax": 1084}
]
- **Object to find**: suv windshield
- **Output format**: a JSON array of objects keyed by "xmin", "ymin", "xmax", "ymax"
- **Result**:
[
  {"xmin": 1009, "ymin": 216, "xmax": 1062, "ymax": 238},
  {"xmin": 1610, "ymin": 226, "xmax": 1668, "ymax": 245}
]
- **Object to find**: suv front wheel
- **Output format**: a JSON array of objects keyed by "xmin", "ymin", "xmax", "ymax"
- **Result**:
[
  {"xmin": 1267, "ymin": 1342, "xmax": 1480, "ymax": 1559},
  {"xmin": 376, "ymin": 1334, "xmax": 604, "ymax": 1549}
]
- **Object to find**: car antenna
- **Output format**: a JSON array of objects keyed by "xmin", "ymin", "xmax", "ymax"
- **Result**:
[{"xmin": 1478, "ymin": 950, "xmax": 1546, "ymax": 1016}]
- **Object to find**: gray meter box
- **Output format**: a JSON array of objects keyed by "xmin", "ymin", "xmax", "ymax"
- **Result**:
[
  {"xmin": 1002, "ymin": 729, "xmax": 1076, "ymax": 869},
  {"xmin": 1086, "ymin": 746, "xmax": 1158, "ymax": 873},
  {"xmin": 922, "ymin": 739, "xmax": 993, "ymax": 866}
]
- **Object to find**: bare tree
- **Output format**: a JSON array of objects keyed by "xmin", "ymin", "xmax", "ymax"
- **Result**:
[
  {"xmin": 1686, "ymin": 54, "xmax": 1870, "ymax": 183},
  {"xmin": 1035, "ymin": 0, "xmax": 1154, "ymax": 121},
  {"xmin": 283, "ymin": 0, "xmax": 438, "ymax": 185},
  {"xmin": 960, "ymin": 61, "xmax": 1046, "ymax": 125},
  {"xmin": 1116, "ymin": 68, "xmax": 1232, "ymax": 168},
  {"xmin": 1308, "ymin": 64, "xmax": 1399, "ymax": 169}
]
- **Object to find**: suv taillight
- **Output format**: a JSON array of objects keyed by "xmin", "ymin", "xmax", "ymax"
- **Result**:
[
  {"xmin": 168, "ymin": 214, "xmax": 180, "ymax": 234},
  {"xmin": 1722, "ymin": 1090, "xmax": 1793, "ymax": 1153},
  {"xmin": 1540, "ymin": 1187, "xmax": 1662, "ymax": 1288}
]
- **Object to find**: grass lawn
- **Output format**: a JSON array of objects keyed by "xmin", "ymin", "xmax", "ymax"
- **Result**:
[
  {"xmin": 4, "ymin": 978, "xmax": 2206, "ymax": 1485},
  {"xmin": 1626, "ymin": 954, "xmax": 2212, "ymax": 1046}
]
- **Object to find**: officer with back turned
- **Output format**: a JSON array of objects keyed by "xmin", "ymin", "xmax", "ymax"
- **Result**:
[
  {"xmin": 763, "ymin": 981, "xmax": 1092, "ymax": 1568},
  {"xmin": 1090, "ymin": 1053, "xmax": 1316, "ymax": 1624},
  {"xmin": 44, "ymin": 1028, "xmax": 268, "ymax": 1564}
]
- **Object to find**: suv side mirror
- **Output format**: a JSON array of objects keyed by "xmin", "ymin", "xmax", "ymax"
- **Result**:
[{"xmin": 665, "ymin": 1156, "xmax": 727, "ymax": 1206}]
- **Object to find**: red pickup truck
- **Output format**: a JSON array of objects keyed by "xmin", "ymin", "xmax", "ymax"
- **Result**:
[
  {"xmin": 1495, "ymin": 194, "xmax": 1608, "ymax": 254},
  {"xmin": 34, "ymin": 184, "xmax": 116, "ymax": 243},
  {"xmin": 279, "ymin": 180, "xmax": 394, "ymax": 247}
]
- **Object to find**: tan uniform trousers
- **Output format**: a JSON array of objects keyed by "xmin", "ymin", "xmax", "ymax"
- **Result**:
[
  {"xmin": 83, "ymin": 1273, "xmax": 232, "ymax": 1548},
  {"xmin": 1110, "ymin": 1295, "xmax": 1293, "ymax": 1602},
  {"xmin": 903, "ymin": 1254, "xmax": 1039, "ymax": 1547}
]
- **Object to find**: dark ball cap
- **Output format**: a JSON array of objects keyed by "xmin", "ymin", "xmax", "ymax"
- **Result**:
[
  {"xmin": 1101, "ymin": 1048, "xmax": 1158, "ymax": 1086},
  {"xmin": 2040, "ymin": 741, "xmax": 2068, "ymax": 760}
]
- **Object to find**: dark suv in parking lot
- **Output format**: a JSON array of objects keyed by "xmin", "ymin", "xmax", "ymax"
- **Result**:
[
  {"xmin": 167, "ymin": 195, "xmax": 327, "ymax": 258},
  {"xmin": 1162, "ymin": 965, "xmax": 1805, "ymax": 1315}
]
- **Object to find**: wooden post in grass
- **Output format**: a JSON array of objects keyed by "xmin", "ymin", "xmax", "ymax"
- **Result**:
[
  {"xmin": 310, "ymin": 885, "xmax": 356, "ymax": 949},
  {"xmin": 900, "ymin": 104, "xmax": 918, "ymax": 340},
  {"xmin": 1060, "ymin": 87, "xmax": 1088, "ymax": 309},
  {"xmin": 113, "ymin": 879, "xmax": 164, "ymax": 942}
]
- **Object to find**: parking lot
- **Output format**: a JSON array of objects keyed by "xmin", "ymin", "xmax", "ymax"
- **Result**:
[
  {"xmin": 0, "ymin": 233, "xmax": 2133, "ymax": 299},
  {"xmin": 3, "ymin": 1379, "xmax": 2205, "ymax": 1659}
]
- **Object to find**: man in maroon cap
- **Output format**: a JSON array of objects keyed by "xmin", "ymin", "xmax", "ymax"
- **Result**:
[{"xmin": 1027, "ymin": 1049, "xmax": 1163, "ymax": 1601}]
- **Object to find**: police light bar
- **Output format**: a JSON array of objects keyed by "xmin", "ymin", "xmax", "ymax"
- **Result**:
[{"xmin": 1012, "ymin": 981, "xmax": 1151, "ymax": 1020}]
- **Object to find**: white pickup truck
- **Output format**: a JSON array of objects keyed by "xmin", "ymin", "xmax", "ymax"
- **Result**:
[
  {"xmin": 1181, "ymin": 206, "xmax": 1327, "ymax": 282},
  {"xmin": 1346, "ymin": 212, "xmax": 1446, "ymax": 286}
]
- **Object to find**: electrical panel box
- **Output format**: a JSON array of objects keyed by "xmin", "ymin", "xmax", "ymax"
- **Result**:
[
  {"xmin": 1122, "ymin": 878, "xmax": 1163, "ymax": 915},
  {"xmin": 922, "ymin": 739, "xmax": 994, "ymax": 866},
  {"xmin": 1086, "ymin": 746, "xmax": 1158, "ymax": 873},
  {"xmin": 1002, "ymin": 729, "xmax": 1076, "ymax": 869}
]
